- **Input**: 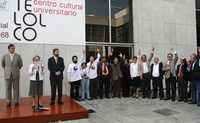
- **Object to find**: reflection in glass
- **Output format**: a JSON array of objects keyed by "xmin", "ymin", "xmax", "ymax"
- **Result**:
[
  {"xmin": 86, "ymin": 0, "xmax": 109, "ymax": 42},
  {"xmin": 111, "ymin": 0, "xmax": 132, "ymax": 43}
]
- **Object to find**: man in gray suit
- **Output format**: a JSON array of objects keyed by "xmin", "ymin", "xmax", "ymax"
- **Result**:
[
  {"xmin": 1, "ymin": 44, "xmax": 23, "ymax": 107},
  {"xmin": 163, "ymin": 48, "xmax": 178, "ymax": 102}
]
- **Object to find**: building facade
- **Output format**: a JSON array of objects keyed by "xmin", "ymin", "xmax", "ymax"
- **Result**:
[
  {"xmin": 0, "ymin": 0, "xmax": 197, "ymax": 98},
  {"xmin": 86, "ymin": 0, "xmax": 197, "ymax": 61}
]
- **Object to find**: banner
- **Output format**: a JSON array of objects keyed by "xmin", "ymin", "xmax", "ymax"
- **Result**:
[{"xmin": 0, "ymin": 0, "xmax": 85, "ymax": 45}]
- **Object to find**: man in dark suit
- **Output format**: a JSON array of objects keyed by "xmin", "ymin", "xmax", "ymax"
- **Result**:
[
  {"xmin": 48, "ymin": 48, "xmax": 65, "ymax": 105},
  {"xmin": 176, "ymin": 58, "xmax": 189, "ymax": 102},
  {"xmin": 163, "ymin": 49, "xmax": 178, "ymax": 101},
  {"xmin": 98, "ymin": 56, "xmax": 111, "ymax": 99},
  {"xmin": 190, "ymin": 53, "xmax": 200, "ymax": 106},
  {"xmin": 150, "ymin": 57, "xmax": 164, "ymax": 99}
]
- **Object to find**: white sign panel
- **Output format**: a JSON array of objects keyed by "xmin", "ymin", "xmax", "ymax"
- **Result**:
[{"xmin": 0, "ymin": 0, "xmax": 85, "ymax": 45}]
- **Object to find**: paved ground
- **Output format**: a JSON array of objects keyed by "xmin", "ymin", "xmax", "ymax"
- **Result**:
[{"xmin": 56, "ymin": 98, "xmax": 200, "ymax": 123}]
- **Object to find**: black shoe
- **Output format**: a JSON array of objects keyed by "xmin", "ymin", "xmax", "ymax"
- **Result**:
[
  {"xmin": 178, "ymin": 99, "xmax": 183, "ymax": 102},
  {"xmin": 15, "ymin": 102, "xmax": 19, "ymax": 107},
  {"xmin": 171, "ymin": 99, "xmax": 175, "ymax": 102},
  {"xmin": 160, "ymin": 97, "xmax": 164, "ymax": 100},
  {"xmin": 164, "ymin": 98, "xmax": 170, "ymax": 100},
  {"xmin": 50, "ymin": 101, "xmax": 55, "ymax": 105},
  {"xmin": 58, "ymin": 101, "xmax": 64, "ymax": 105},
  {"xmin": 38, "ymin": 104, "xmax": 43, "ymax": 108},
  {"xmin": 105, "ymin": 96, "xmax": 110, "ymax": 99},
  {"xmin": 7, "ymin": 102, "xmax": 11, "ymax": 107},
  {"xmin": 188, "ymin": 101, "xmax": 196, "ymax": 104},
  {"xmin": 32, "ymin": 105, "xmax": 36, "ymax": 109},
  {"xmin": 152, "ymin": 96, "xmax": 157, "ymax": 99}
]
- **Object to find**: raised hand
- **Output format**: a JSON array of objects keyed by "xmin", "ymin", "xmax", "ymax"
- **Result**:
[
  {"xmin": 119, "ymin": 53, "xmax": 123, "ymax": 58},
  {"xmin": 123, "ymin": 54, "xmax": 126, "ymax": 60},
  {"xmin": 170, "ymin": 48, "xmax": 176, "ymax": 54},
  {"xmin": 138, "ymin": 49, "xmax": 141, "ymax": 56},
  {"xmin": 152, "ymin": 47, "xmax": 155, "ymax": 52},
  {"xmin": 96, "ymin": 48, "xmax": 100, "ymax": 53}
]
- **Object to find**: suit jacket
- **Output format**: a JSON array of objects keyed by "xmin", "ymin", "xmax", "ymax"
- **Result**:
[
  {"xmin": 97, "ymin": 62, "xmax": 111, "ymax": 78},
  {"xmin": 163, "ymin": 53, "xmax": 178, "ymax": 79},
  {"xmin": 111, "ymin": 64, "xmax": 123, "ymax": 81},
  {"xmin": 150, "ymin": 62, "xmax": 164, "ymax": 79},
  {"xmin": 48, "ymin": 56, "xmax": 65, "ymax": 81},
  {"xmin": 190, "ymin": 58, "xmax": 200, "ymax": 81},
  {"xmin": 176, "ymin": 63, "xmax": 189, "ymax": 81},
  {"xmin": 1, "ymin": 53, "xmax": 23, "ymax": 80}
]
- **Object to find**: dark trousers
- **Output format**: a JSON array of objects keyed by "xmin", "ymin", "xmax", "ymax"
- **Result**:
[
  {"xmin": 90, "ymin": 78, "xmax": 98, "ymax": 99},
  {"xmin": 50, "ymin": 79, "xmax": 63, "ymax": 102},
  {"xmin": 191, "ymin": 80, "xmax": 200, "ymax": 106},
  {"xmin": 178, "ymin": 79, "xmax": 188, "ymax": 101},
  {"xmin": 99, "ymin": 76, "xmax": 110, "ymax": 98},
  {"xmin": 165, "ymin": 76, "xmax": 176, "ymax": 100},
  {"xmin": 122, "ymin": 77, "xmax": 130, "ymax": 97},
  {"xmin": 141, "ymin": 73, "xmax": 151, "ymax": 98},
  {"xmin": 152, "ymin": 77, "xmax": 164, "ymax": 98},
  {"xmin": 70, "ymin": 80, "xmax": 80, "ymax": 100},
  {"xmin": 188, "ymin": 82, "xmax": 192, "ymax": 99},
  {"xmin": 112, "ymin": 79, "xmax": 121, "ymax": 97}
]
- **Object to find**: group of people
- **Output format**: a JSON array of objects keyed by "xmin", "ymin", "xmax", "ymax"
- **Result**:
[
  {"xmin": 1, "ymin": 44, "xmax": 65, "ymax": 110},
  {"xmin": 1, "ymin": 44, "xmax": 200, "ymax": 111}
]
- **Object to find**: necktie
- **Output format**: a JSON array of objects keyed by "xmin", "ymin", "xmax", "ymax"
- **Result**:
[{"xmin": 36, "ymin": 66, "xmax": 40, "ymax": 81}]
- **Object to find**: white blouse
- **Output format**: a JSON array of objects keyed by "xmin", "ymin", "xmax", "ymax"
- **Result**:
[
  {"xmin": 28, "ymin": 63, "xmax": 44, "ymax": 81},
  {"xmin": 87, "ymin": 53, "xmax": 100, "ymax": 79},
  {"xmin": 142, "ymin": 62, "xmax": 149, "ymax": 74},
  {"xmin": 130, "ymin": 63, "xmax": 140, "ymax": 78}
]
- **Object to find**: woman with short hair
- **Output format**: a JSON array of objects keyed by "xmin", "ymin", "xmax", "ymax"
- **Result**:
[{"xmin": 28, "ymin": 55, "xmax": 44, "ymax": 110}]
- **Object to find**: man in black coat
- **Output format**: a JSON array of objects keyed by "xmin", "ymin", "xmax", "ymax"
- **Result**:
[
  {"xmin": 98, "ymin": 56, "xmax": 111, "ymax": 99},
  {"xmin": 150, "ymin": 57, "xmax": 164, "ymax": 99},
  {"xmin": 176, "ymin": 58, "xmax": 189, "ymax": 102},
  {"xmin": 48, "ymin": 48, "xmax": 65, "ymax": 105},
  {"xmin": 190, "ymin": 53, "xmax": 200, "ymax": 106}
]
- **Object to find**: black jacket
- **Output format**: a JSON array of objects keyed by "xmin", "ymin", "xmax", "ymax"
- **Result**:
[
  {"xmin": 97, "ymin": 63, "xmax": 111, "ymax": 78},
  {"xmin": 190, "ymin": 58, "xmax": 200, "ymax": 81},
  {"xmin": 121, "ymin": 63, "xmax": 130, "ymax": 79},
  {"xmin": 150, "ymin": 62, "xmax": 164, "ymax": 79},
  {"xmin": 176, "ymin": 63, "xmax": 189, "ymax": 81},
  {"xmin": 48, "ymin": 56, "xmax": 65, "ymax": 81}
]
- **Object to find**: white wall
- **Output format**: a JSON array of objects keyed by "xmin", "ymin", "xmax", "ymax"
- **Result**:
[
  {"xmin": 0, "ymin": 43, "xmax": 85, "ymax": 99},
  {"xmin": 133, "ymin": 0, "xmax": 197, "ymax": 61}
]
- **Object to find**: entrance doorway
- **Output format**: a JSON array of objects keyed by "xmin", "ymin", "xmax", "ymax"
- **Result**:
[{"xmin": 86, "ymin": 44, "xmax": 133, "ymax": 62}]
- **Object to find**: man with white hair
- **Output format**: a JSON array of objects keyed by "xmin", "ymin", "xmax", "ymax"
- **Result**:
[{"xmin": 190, "ymin": 53, "xmax": 200, "ymax": 106}]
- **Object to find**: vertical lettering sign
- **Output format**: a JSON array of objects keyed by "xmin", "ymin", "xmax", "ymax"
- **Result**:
[{"xmin": 14, "ymin": 0, "xmax": 46, "ymax": 41}]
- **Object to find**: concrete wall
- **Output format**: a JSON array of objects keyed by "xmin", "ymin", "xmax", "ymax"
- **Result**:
[
  {"xmin": 0, "ymin": 43, "xmax": 84, "ymax": 99},
  {"xmin": 133, "ymin": 0, "xmax": 197, "ymax": 61}
]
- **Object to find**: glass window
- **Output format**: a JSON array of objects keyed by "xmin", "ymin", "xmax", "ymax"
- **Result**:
[
  {"xmin": 196, "ymin": 0, "xmax": 200, "ymax": 9},
  {"xmin": 111, "ymin": 0, "xmax": 133, "ymax": 43},
  {"xmin": 86, "ymin": 0, "xmax": 133, "ymax": 43},
  {"xmin": 86, "ymin": 0, "xmax": 109, "ymax": 42}
]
